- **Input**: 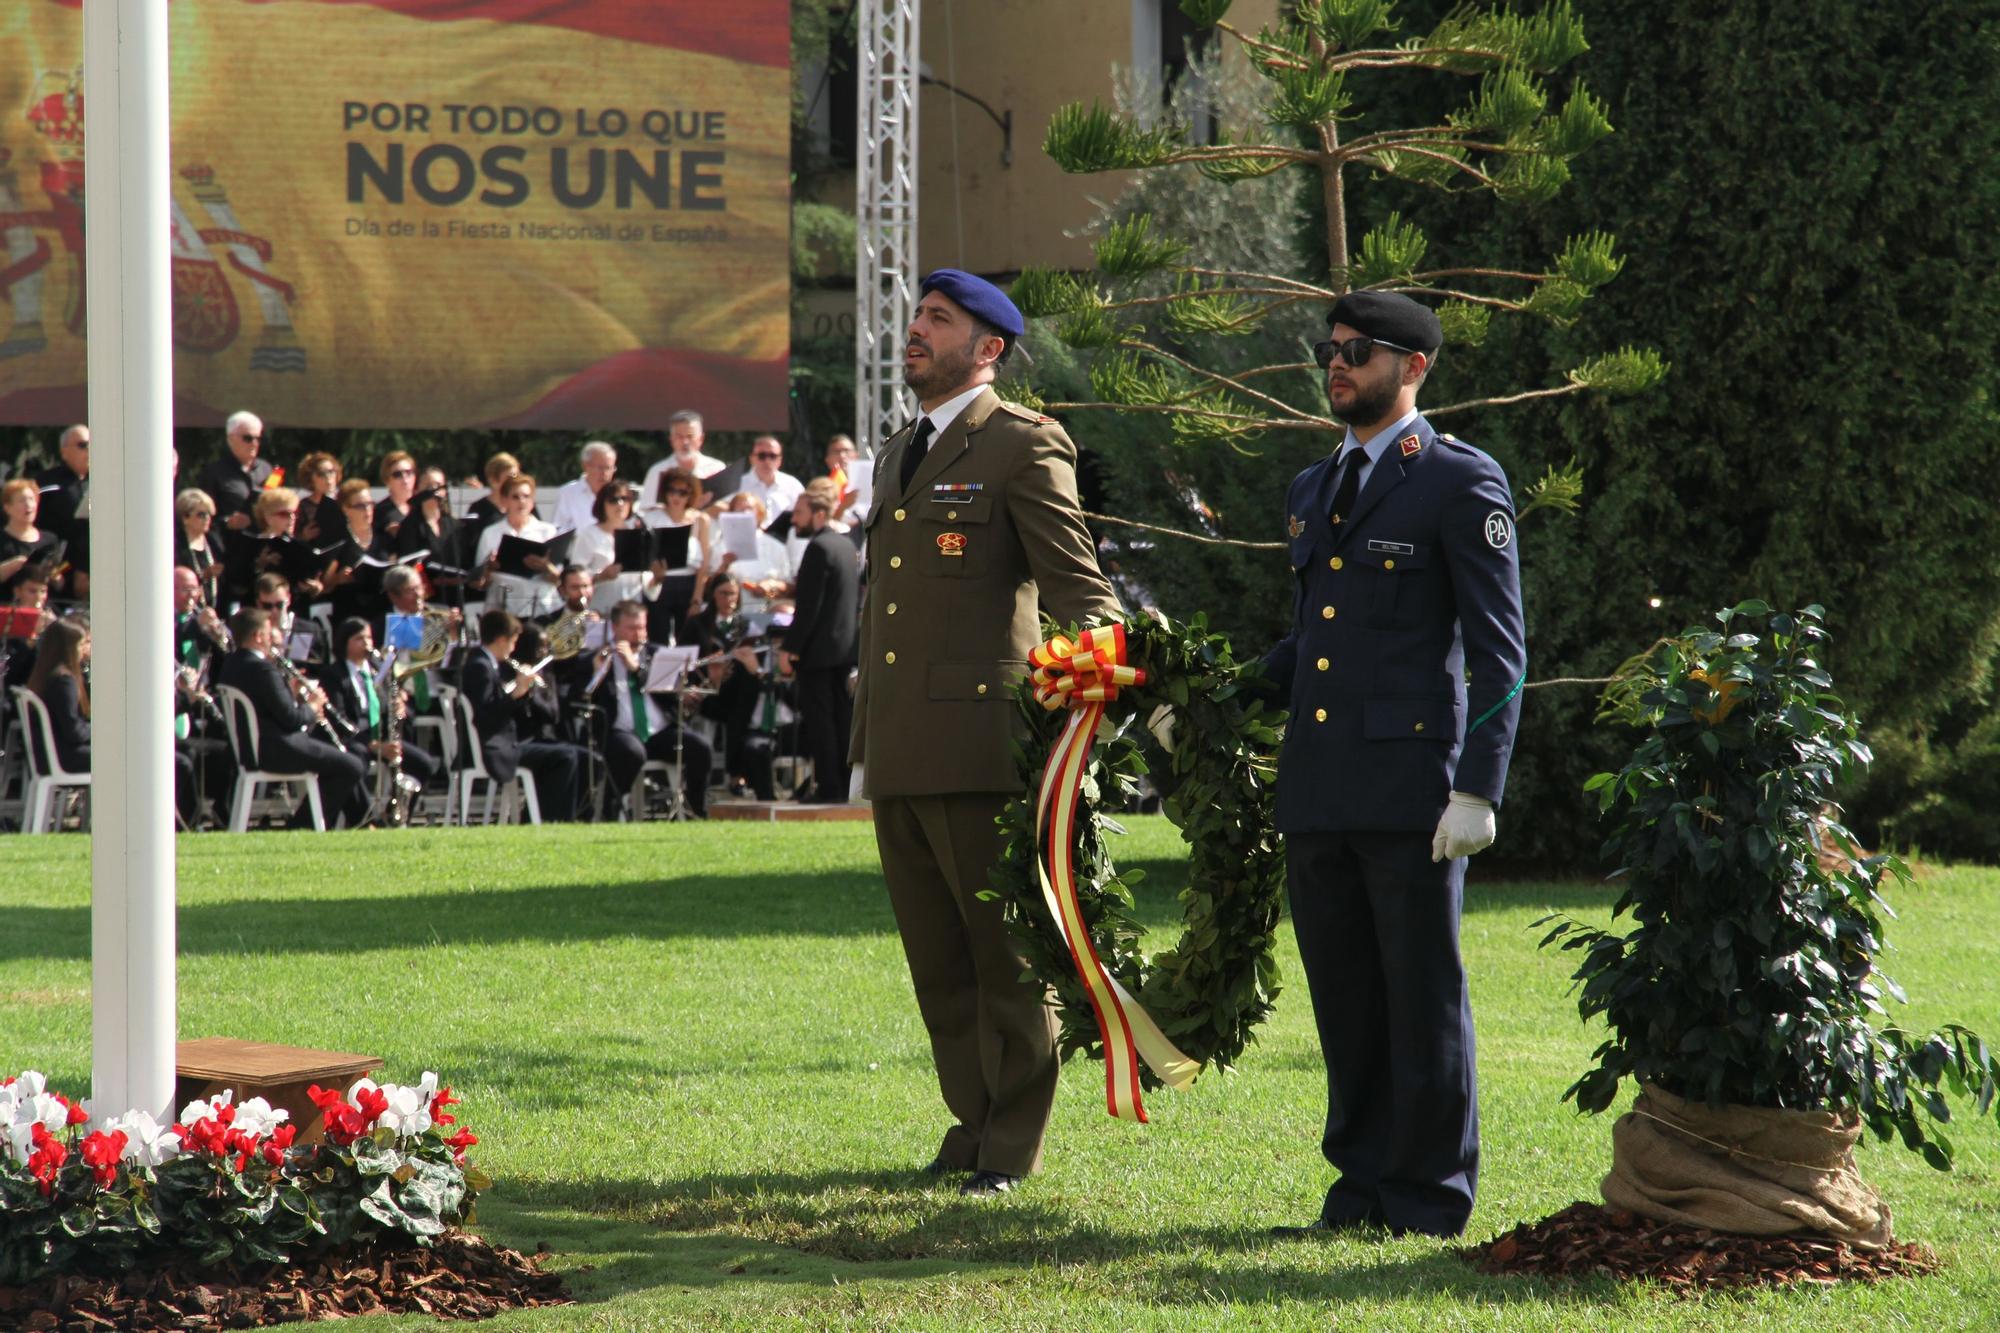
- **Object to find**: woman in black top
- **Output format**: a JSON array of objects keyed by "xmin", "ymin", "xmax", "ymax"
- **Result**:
[
  {"xmin": 0, "ymin": 478, "xmax": 58, "ymax": 600},
  {"xmin": 463, "ymin": 450, "xmax": 518, "ymax": 532},
  {"xmin": 25, "ymin": 617, "xmax": 90, "ymax": 773},
  {"xmin": 173, "ymin": 488, "xmax": 226, "ymax": 598},
  {"xmin": 323, "ymin": 479, "xmax": 396, "ymax": 628},
  {"xmin": 295, "ymin": 452, "xmax": 343, "ymax": 544},
  {"xmin": 374, "ymin": 450, "xmax": 418, "ymax": 542},
  {"xmin": 396, "ymin": 466, "xmax": 464, "ymax": 607}
]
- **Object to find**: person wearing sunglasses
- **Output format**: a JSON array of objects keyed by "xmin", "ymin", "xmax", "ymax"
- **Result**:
[
  {"xmin": 195, "ymin": 409, "xmax": 275, "ymax": 533},
  {"xmin": 1261, "ymin": 290, "xmax": 1527, "ymax": 1243},
  {"xmin": 731, "ymin": 435, "xmax": 803, "ymax": 523},
  {"xmin": 373, "ymin": 450, "xmax": 419, "ymax": 541}
]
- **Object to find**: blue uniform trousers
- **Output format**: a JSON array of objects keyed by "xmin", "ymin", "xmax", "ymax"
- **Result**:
[{"xmin": 1285, "ymin": 829, "xmax": 1478, "ymax": 1236}]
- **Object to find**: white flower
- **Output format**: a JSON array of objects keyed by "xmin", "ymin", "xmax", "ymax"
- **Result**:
[
  {"xmin": 179, "ymin": 1089, "xmax": 234, "ymax": 1127},
  {"xmin": 0, "ymin": 1071, "xmax": 47, "ymax": 1123},
  {"xmin": 344, "ymin": 1077, "xmax": 380, "ymax": 1109},
  {"xmin": 230, "ymin": 1097, "xmax": 290, "ymax": 1139},
  {"xmin": 374, "ymin": 1081, "xmax": 433, "ymax": 1137},
  {"xmin": 102, "ymin": 1110, "xmax": 182, "ymax": 1168}
]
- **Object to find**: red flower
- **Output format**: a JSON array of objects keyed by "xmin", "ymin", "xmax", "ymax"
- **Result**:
[
  {"xmin": 306, "ymin": 1083, "xmax": 344, "ymax": 1111},
  {"xmin": 429, "ymin": 1087, "xmax": 459, "ymax": 1127},
  {"xmin": 80, "ymin": 1130, "xmax": 127, "ymax": 1187},
  {"xmin": 260, "ymin": 1122, "xmax": 298, "ymax": 1167},
  {"xmin": 27, "ymin": 1123, "xmax": 69, "ymax": 1195},
  {"xmin": 52, "ymin": 1093, "xmax": 89, "ymax": 1127},
  {"xmin": 353, "ymin": 1086, "xmax": 389, "ymax": 1126},
  {"xmin": 443, "ymin": 1127, "xmax": 478, "ymax": 1164},
  {"xmin": 184, "ymin": 1115, "xmax": 230, "ymax": 1157}
]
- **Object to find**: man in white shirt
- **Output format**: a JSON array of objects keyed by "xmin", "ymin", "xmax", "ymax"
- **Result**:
[
  {"xmin": 728, "ymin": 436, "xmax": 803, "ymax": 519},
  {"xmin": 641, "ymin": 410, "xmax": 725, "ymax": 512},
  {"xmin": 551, "ymin": 441, "xmax": 618, "ymax": 534}
]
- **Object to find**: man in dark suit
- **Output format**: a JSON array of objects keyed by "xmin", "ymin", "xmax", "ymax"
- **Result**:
[
  {"xmin": 196, "ymin": 411, "xmax": 275, "ymax": 534},
  {"xmin": 585, "ymin": 598, "xmax": 712, "ymax": 818},
  {"xmin": 853, "ymin": 269, "xmax": 1123, "ymax": 1196},
  {"xmin": 216, "ymin": 607, "xmax": 370, "ymax": 828},
  {"xmin": 778, "ymin": 478, "xmax": 858, "ymax": 803},
  {"xmin": 34, "ymin": 425, "xmax": 89, "ymax": 598},
  {"xmin": 459, "ymin": 609, "xmax": 581, "ymax": 821},
  {"xmin": 1261, "ymin": 291, "xmax": 1528, "ymax": 1241}
]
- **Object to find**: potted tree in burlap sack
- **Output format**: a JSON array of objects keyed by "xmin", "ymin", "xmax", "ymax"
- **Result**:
[{"xmin": 1538, "ymin": 602, "xmax": 1998, "ymax": 1247}]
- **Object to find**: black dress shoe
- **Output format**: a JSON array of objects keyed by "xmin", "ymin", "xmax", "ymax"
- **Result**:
[
  {"xmin": 1269, "ymin": 1215, "xmax": 1381, "ymax": 1239},
  {"xmin": 923, "ymin": 1155, "xmax": 968, "ymax": 1178},
  {"xmin": 960, "ymin": 1170, "xmax": 1020, "ymax": 1197}
]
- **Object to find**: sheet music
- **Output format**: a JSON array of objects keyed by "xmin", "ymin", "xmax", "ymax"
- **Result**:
[
  {"xmin": 644, "ymin": 644, "xmax": 700, "ymax": 692},
  {"xmin": 719, "ymin": 511, "xmax": 761, "ymax": 561}
]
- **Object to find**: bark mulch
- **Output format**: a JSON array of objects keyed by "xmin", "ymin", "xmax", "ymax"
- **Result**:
[
  {"xmin": 0, "ymin": 1232, "xmax": 571, "ymax": 1329},
  {"xmin": 1461, "ymin": 1201, "xmax": 1939, "ymax": 1292}
]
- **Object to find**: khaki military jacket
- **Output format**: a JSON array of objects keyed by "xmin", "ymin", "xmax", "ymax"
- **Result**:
[{"xmin": 851, "ymin": 386, "xmax": 1121, "ymax": 797}]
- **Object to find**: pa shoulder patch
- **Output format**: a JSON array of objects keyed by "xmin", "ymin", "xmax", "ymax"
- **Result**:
[{"xmin": 1483, "ymin": 510, "xmax": 1514, "ymax": 550}]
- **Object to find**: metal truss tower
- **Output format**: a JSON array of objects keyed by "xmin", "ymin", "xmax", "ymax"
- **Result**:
[{"xmin": 854, "ymin": 0, "xmax": 920, "ymax": 453}]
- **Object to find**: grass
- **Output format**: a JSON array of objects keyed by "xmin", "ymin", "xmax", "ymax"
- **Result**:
[{"xmin": 1, "ymin": 820, "xmax": 1996, "ymax": 1330}]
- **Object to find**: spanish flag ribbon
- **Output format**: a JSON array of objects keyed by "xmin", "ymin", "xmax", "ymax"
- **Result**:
[{"xmin": 1026, "ymin": 625, "xmax": 1200, "ymax": 1122}]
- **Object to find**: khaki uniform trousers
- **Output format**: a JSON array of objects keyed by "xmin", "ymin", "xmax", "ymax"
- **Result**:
[{"xmin": 873, "ymin": 792, "xmax": 1059, "ymax": 1177}]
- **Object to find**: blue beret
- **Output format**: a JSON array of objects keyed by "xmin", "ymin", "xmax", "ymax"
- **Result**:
[
  {"xmin": 920, "ymin": 268, "xmax": 1025, "ymax": 341},
  {"xmin": 1328, "ymin": 290, "xmax": 1442, "ymax": 353}
]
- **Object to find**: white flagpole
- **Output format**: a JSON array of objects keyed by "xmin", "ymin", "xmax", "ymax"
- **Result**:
[{"xmin": 85, "ymin": 0, "xmax": 177, "ymax": 1121}]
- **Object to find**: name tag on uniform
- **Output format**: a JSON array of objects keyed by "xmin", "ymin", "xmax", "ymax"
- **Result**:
[{"xmin": 1367, "ymin": 539, "xmax": 1415, "ymax": 555}]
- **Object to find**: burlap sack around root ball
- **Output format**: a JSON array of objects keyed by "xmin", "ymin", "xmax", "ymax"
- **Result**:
[{"xmin": 1600, "ymin": 1082, "xmax": 1893, "ymax": 1249}]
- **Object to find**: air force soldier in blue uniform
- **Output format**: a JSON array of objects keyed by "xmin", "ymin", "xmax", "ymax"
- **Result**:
[{"xmin": 1262, "ymin": 290, "xmax": 1527, "ymax": 1239}]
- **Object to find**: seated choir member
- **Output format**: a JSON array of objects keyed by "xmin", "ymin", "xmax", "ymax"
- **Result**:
[
  {"xmin": 216, "ymin": 607, "xmax": 370, "ymax": 828},
  {"xmin": 586, "ymin": 598, "xmax": 712, "ymax": 818},
  {"xmin": 317, "ymin": 616, "xmax": 440, "ymax": 790},
  {"xmin": 686, "ymin": 572, "xmax": 775, "ymax": 800},
  {"xmin": 458, "ymin": 609, "xmax": 581, "ymax": 820},
  {"xmin": 2, "ymin": 561, "xmax": 55, "ymax": 696}
]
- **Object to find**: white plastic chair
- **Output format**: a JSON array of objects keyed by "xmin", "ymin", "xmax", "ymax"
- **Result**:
[
  {"xmin": 9, "ymin": 687, "xmax": 90, "ymax": 833},
  {"xmin": 215, "ymin": 685, "xmax": 325, "ymax": 832},
  {"xmin": 445, "ymin": 694, "xmax": 540, "ymax": 826}
]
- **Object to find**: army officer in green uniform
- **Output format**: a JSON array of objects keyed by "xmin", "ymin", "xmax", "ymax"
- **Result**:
[{"xmin": 852, "ymin": 269, "xmax": 1122, "ymax": 1197}]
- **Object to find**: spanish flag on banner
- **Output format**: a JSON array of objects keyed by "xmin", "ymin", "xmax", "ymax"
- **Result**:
[{"xmin": 0, "ymin": 0, "xmax": 790, "ymax": 430}]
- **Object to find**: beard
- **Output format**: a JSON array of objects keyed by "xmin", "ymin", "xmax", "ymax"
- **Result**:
[
  {"xmin": 1325, "ymin": 372, "xmax": 1401, "ymax": 428},
  {"xmin": 903, "ymin": 334, "xmax": 979, "ymax": 399}
]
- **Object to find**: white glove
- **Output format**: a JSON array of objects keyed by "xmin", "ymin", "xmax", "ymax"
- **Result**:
[
  {"xmin": 1146, "ymin": 704, "xmax": 1177, "ymax": 752},
  {"xmin": 1431, "ymin": 792, "xmax": 1496, "ymax": 863}
]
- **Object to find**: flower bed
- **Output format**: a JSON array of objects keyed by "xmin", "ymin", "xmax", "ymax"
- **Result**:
[{"xmin": 1, "ymin": 1068, "xmax": 487, "ymax": 1285}]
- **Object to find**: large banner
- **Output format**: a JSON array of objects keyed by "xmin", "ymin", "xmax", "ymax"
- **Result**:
[{"xmin": 0, "ymin": 0, "xmax": 790, "ymax": 430}]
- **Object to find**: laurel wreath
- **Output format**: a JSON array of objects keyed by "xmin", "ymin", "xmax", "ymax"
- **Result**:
[{"xmin": 988, "ymin": 613, "xmax": 1290, "ymax": 1085}]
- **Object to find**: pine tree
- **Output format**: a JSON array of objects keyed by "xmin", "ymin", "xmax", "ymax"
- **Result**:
[{"xmin": 1019, "ymin": 0, "xmax": 1663, "ymax": 521}]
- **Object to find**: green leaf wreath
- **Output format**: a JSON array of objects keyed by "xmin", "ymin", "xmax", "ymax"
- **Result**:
[{"xmin": 987, "ymin": 612, "xmax": 1289, "ymax": 1086}]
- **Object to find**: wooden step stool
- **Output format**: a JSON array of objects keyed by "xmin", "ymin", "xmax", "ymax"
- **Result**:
[{"xmin": 175, "ymin": 1038, "xmax": 383, "ymax": 1143}]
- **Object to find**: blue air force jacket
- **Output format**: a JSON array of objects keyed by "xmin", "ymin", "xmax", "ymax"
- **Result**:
[{"xmin": 1260, "ymin": 416, "xmax": 1527, "ymax": 835}]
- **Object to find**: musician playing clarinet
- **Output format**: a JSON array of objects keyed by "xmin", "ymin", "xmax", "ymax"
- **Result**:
[
  {"xmin": 217, "ymin": 607, "xmax": 370, "ymax": 828},
  {"xmin": 586, "ymin": 598, "xmax": 713, "ymax": 819}
]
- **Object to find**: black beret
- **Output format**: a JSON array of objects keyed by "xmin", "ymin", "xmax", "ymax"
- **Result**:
[
  {"xmin": 921, "ymin": 268, "xmax": 1025, "ymax": 341},
  {"xmin": 1327, "ymin": 290, "xmax": 1442, "ymax": 354}
]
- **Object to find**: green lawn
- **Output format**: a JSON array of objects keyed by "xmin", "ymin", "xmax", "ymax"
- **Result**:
[{"xmin": 2, "ymin": 821, "xmax": 1995, "ymax": 1331}]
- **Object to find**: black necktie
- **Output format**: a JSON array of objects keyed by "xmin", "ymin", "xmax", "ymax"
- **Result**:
[
  {"xmin": 1328, "ymin": 447, "xmax": 1369, "ymax": 527},
  {"xmin": 900, "ymin": 418, "xmax": 936, "ymax": 495}
]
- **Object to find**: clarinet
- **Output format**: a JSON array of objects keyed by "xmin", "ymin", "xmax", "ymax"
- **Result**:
[{"xmin": 270, "ymin": 649, "xmax": 349, "ymax": 746}]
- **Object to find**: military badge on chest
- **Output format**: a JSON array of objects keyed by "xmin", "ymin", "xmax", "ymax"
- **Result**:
[
  {"xmin": 937, "ymin": 532, "xmax": 967, "ymax": 557},
  {"xmin": 1287, "ymin": 515, "xmax": 1305, "ymax": 538}
]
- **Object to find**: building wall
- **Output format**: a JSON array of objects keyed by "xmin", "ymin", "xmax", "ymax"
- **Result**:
[{"xmin": 811, "ymin": 0, "xmax": 1280, "ymax": 280}]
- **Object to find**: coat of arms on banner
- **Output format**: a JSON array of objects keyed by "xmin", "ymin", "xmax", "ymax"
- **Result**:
[{"xmin": 0, "ymin": 65, "xmax": 305, "ymax": 371}]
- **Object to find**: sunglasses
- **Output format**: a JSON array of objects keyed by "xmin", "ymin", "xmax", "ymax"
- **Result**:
[
  {"xmin": 388, "ymin": 467, "xmax": 416, "ymax": 478},
  {"xmin": 607, "ymin": 494, "xmax": 635, "ymax": 504},
  {"xmin": 238, "ymin": 434, "xmax": 263, "ymax": 443},
  {"xmin": 752, "ymin": 452, "xmax": 780, "ymax": 460},
  {"xmin": 1312, "ymin": 336, "xmax": 1420, "ymax": 369},
  {"xmin": 257, "ymin": 601, "xmax": 286, "ymax": 611},
  {"xmin": 269, "ymin": 508, "xmax": 298, "ymax": 518}
]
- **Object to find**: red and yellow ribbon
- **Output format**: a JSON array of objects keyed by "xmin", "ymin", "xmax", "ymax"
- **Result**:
[{"xmin": 1026, "ymin": 625, "xmax": 1199, "ymax": 1121}]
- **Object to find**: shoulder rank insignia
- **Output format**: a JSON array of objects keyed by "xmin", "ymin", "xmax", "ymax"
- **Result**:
[
  {"xmin": 1287, "ymin": 515, "xmax": 1305, "ymax": 538},
  {"xmin": 1398, "ymin": 433, "xmax": 1423, "ymax": 459}
]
